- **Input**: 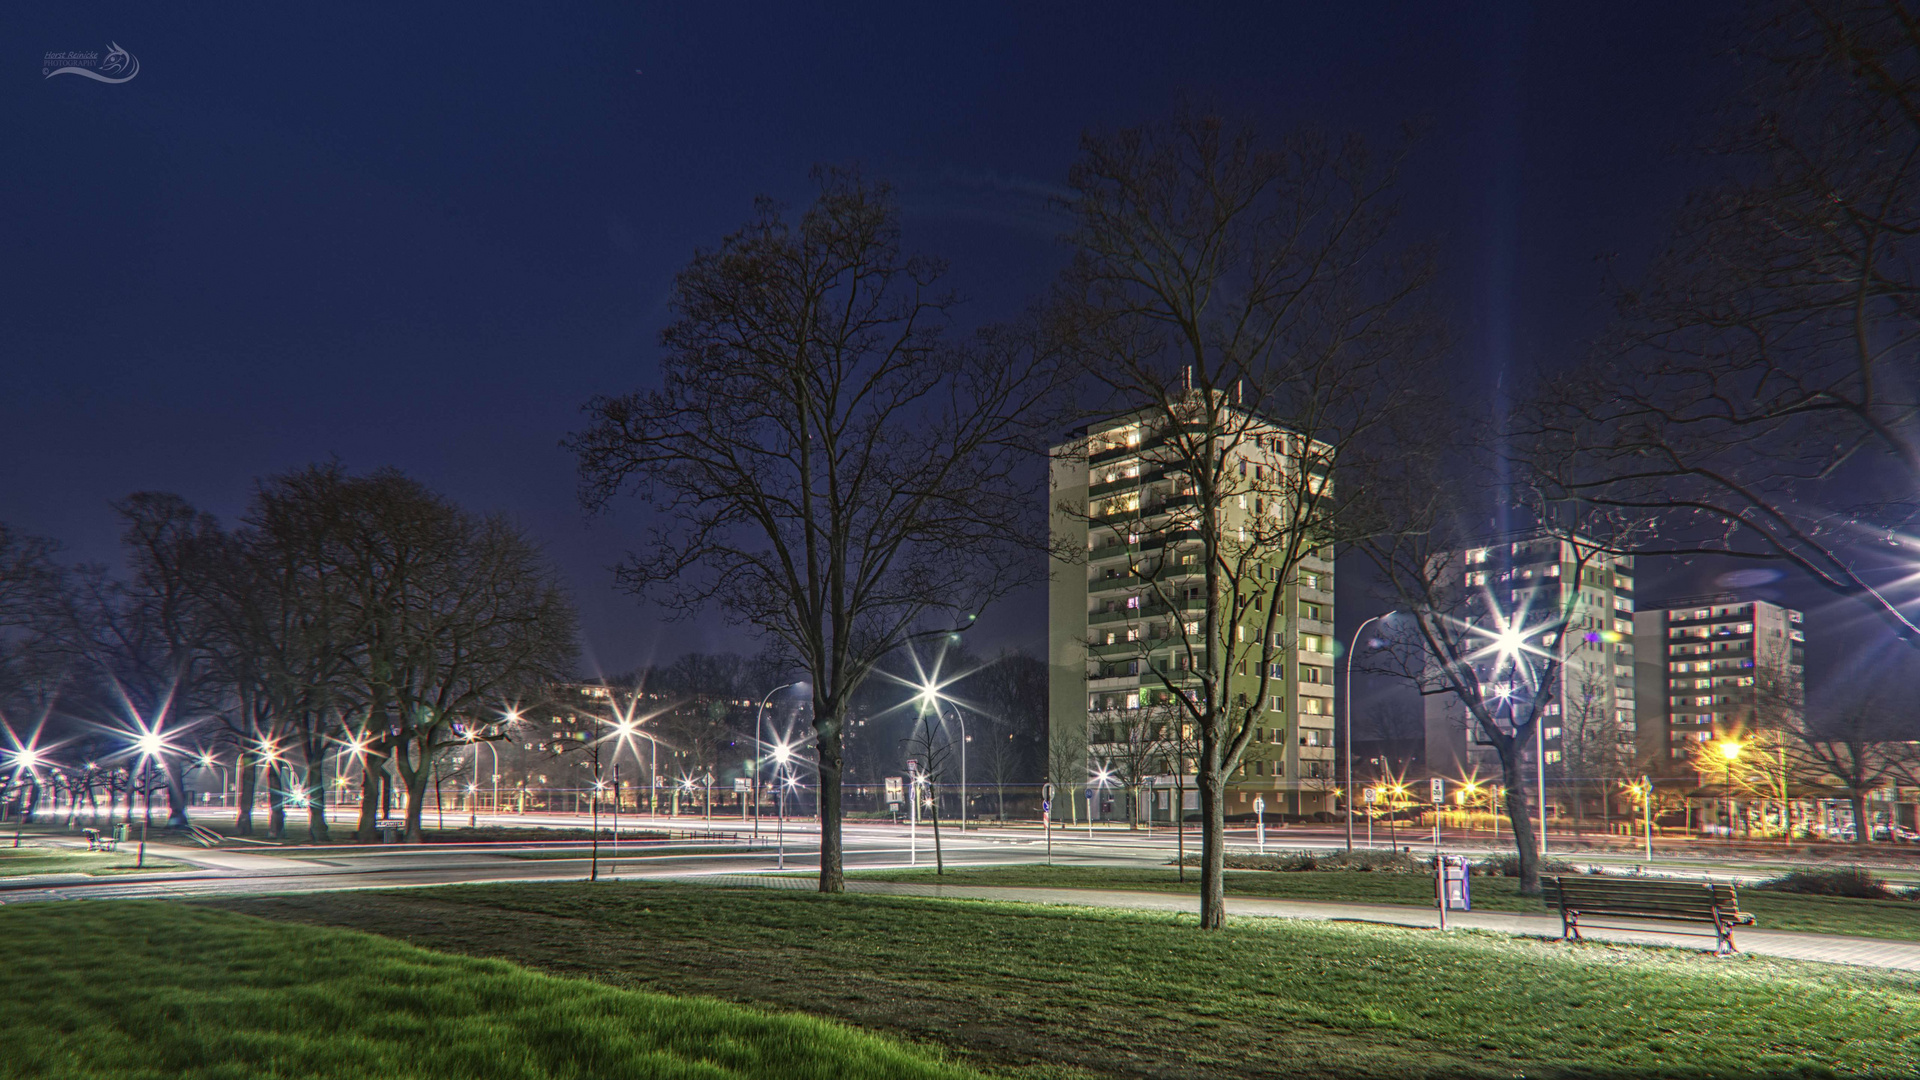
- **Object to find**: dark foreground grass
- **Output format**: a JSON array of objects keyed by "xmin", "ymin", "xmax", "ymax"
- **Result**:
[
  {"xmin": 0, "ymin": 900, "xmax": 988, "ymax": 1080},
  {"xmin": 220, "ymin": 881, "xmax": 1920, "ymax": 1079},
  {"xmin": 846, "ymin": 864, "xmax": 1920, "ymax": 942}
]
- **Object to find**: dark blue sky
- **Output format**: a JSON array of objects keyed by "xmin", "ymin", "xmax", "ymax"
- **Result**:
[{"xmin": 6, "ymin": 2, "xmax": 1781, "ymax": 685}]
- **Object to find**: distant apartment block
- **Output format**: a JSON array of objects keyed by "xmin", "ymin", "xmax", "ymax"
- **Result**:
[
  {"xmin": 1424, "ymin": 533, "xmax": 1638, "ymax": 786},
  {"xmin": 1632, "ymin": 597, "xmax": 1804, "ymax": 777},
  {"xmin": 1049, "ymin": 407, "xmax": 1338, "ymax": 819}
]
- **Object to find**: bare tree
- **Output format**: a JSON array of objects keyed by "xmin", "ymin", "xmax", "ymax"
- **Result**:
[
  {"xmin": 1051, "ymin": 111, "xmax": 1443, "ymax": 927},
  {"xmin": 1559, "ymin": 666, "xmax": 1628, "ymax": 836},
  {"xmin": 1516, "ymin": 0, "xmax": 1920, "ymax": 640},
  {"xmin": 1098, "ymin": 706, "xmax": 1175, "ymax": 829},
  {"xmin": 1794, "ymin": 697, "xmax": 1909, "ymax": 844},
  {"xmin": 903, "ymin": 705, "xmax": 956, "ymax": 874},
  {"xmin": 571, "ymin": 168, "xmax": 1058, "ymax": 893},
  {"xmin": 962, "ymin": 650, "xmax": 1046, "ymax": 820},
  {"xmin": 1360, "ymin": 500, "xmax": 1643, "ymax": 894}
]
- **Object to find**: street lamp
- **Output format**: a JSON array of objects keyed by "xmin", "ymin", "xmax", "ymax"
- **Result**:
[
  {"xmin": 1088, "ymin": 766, "xmax": 1114, "ymax": 839},
  {"xmin": 771, "ymin": 740, "xmax": 797, "ymax": 869},
  {"xmin": 918, "ymin": 683, "xmax": 970, "ymax": 832},
  {"xmin": 1716, "ymin": 739, "xmax": 1744, "ymax": 842},
  {"xmin": 1344, "ymin": 611, "xmax": 1393, "ymax": 851},
  {"xmin": 753, "ymin": 683, "xmax": 799, "ymax": 838},
  {"xmin": 132, "ymin": 727, "xmax": 168, "ymax": 869}
]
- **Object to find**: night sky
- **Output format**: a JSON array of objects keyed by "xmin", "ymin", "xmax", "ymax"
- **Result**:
[{"xmin": 19, "ymin": 2, "xmax": 1892, "ymax": 702}]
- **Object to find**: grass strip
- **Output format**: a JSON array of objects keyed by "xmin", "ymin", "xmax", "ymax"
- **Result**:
[
  {"xmin": 222, "ymin": 881, "xmax": 1920, "ymax": 1079},
  {"xmin": 0, "ymin": 900, "xmax": 989, "ymax": 1080},
  {"xmin": 844, "ymin": 864, "xmax": 1920, "ymax": 942},
  {"xmin": 0, "ymin": 847, "xmax": 183, "ymax": 877}
]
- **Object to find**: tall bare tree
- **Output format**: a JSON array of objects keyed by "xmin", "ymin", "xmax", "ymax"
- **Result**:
[
  {"xmin": 571, "ymin": 168, "xmax": 1058, "ymax": 892},
  {"xmin": 1517, "ymin": 0, "xmax": 1920, "ymax": 640},
  {"xmin": 1051, "ymin": 112, "xmax": 1443, "ymax": 926}
]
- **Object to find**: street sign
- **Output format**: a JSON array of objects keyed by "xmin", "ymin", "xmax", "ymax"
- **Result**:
[
  {"xmin": 1253, "ymin": 797, "xmax": 1265, "ymax": 815},
  {"xmin": 1430, "ymin": 777, "xmax": 1445, "ymax": 803},
  {"xmin": 1041, "ymin": 799, "xmax": 1051, "ymax": 813},
  {"xmin": 1364, "ymin": 787, "xmax": 1377, "ymax": 805},
  {"xmin": 732, "ymin": 777, "xmax": 750, "ymax": 793},
  {"xmin": 884, "ymin": 776, "xmax": 904, "ymax": 805}
]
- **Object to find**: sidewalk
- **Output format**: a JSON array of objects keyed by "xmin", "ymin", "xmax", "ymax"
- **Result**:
[{"xmin": 697, "ymin": 875, "xmax": 1920, "ymax": 973}]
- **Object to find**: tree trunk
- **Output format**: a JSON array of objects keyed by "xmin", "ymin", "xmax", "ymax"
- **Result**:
[
  {"xmin": 813, "ymin": 709, "xmax": 845, "ymax": 894},
  {"xmin": 929, "ymin": 792, "xmax": 944, "ymax": 875},
  {"xmin": 1198, "ymin": 769, "xmax": 1227, "ymax": 929},
  {"xmin": 1502, "ymin": 749, "xmax": 1542, "ymax": 894},
  {"xmin": 164, "ymin": 760, "xmax": 190, "ymax": 829},
  {"xmin": 266, "ymin": 765, "xmax": 286, "ymax": 839},
  {"xmin": 234, "ymin": 755, "xmax": 257, "ymax": 835},
  {"xmin": 304, "ymin": 739, "xmax": 330, "ymax": 843},
  {"xmin": 1177, "ymin": 777, "xmax": 1187, "ymax": 883},
  {"xmin": 355, "ymin": 755, "xmax": 383, "ymax": 841},
  {"xmin": 1851, "ymin": 790, "xmax": 1872, "ymax": 845},
  {"xmin": 399, "ymin": 741, "xmax": 432, "ymax": 844}
]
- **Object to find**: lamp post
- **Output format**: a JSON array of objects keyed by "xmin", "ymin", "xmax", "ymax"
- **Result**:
[
  {"xmin": 133, "ymin": 729, "xmax": 165, "ymax": 868},
  {"xmin": 1344, "ymin": 611, "xmax": 1393, "ymax": 852},
  {"xmin": 754, "ymin": 683, "xmax": 798, "ymax": 839},
  {"xmin": 1717, "ymin": 739, "xmax": 1744, "ymax": 843}
]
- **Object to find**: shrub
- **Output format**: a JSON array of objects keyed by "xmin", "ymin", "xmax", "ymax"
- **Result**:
[
  {"xmin": 1180, "ymin": 849, "xmax": 1429, "ymax": 873},
  {"xmin": 1753, "ymin": 867, "xmax": 1899, "ymax": 900},
  {"xmin": 1472, "ymin": 854, "xmax": 1579, "ymax": 878}
]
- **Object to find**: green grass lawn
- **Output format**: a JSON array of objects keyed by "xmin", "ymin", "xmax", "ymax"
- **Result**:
[
  {"xmin": 843, "ymin": 864, "xmax": 1920, "ymax": 942},
  {"xmin": 0, "ymin": 846, "xmax": 182, "ymax": 877},
  {"xmin": 0, "ymin": 900, "xmax": 988, "ymax": 1080},
  {"xmin": 219, "ymin": 881, "xmax": 1920, "ymax": 1079}
]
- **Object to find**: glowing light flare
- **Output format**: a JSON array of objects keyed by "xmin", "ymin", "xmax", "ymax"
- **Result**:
[{"xmin": 1717, "ymin": 740, "xmax": 1745, "ymax": 762}]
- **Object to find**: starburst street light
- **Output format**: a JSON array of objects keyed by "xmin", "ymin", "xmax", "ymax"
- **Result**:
[{"xmin": 133, "ymin": 729, "xmax": 166, "ymax": 760}]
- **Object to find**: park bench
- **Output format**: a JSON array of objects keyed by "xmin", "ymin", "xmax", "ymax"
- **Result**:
[
  {"xmin": 82, "ymin": 828, "xmax": 119, "ymax": 852},
  {"xmin": 1544, "ymin": 875, "xmax": 1753, "ymax": 956}
]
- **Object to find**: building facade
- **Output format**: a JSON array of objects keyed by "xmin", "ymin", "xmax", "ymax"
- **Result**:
[
  {"xmin": 1424, "ymin": 533, "xmax": 1639, "ymax": 793},
  {"xmin": 1048, "ymin": 407, "xmax": 1339, "ymax": 820},
  {"xmin": 1632, "ymin": 597, "xmax": 1805, "ymax": 778}
]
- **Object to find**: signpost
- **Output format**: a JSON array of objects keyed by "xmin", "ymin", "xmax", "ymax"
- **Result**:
[
  {"xmin": 1363, "ymin": 787, "xmax": 1376, "ymax": 848},
  {"xmin": 1430, "ymin": 777, "xmax": 1444, "ymax": 851},
  {"xmin": 1253, "ymin": 796, "xmax": 1266, "ymax": 855},
  {"xmin": 907, "ymin": 759, "xmax": 920, "ymax": 866},
  {"xmin": 1042, "ymin": 781, "xmax": 1055, "ymax": 866}
]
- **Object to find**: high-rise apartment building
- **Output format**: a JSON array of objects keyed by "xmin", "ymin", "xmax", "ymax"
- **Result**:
[
  {"xmin": 1423, "ymin": 533, "xmax": 1638, "ymax": 789},
  {"xmin": 1048, "ymin": 408, "xmax": 1339, "ymax": 819},
  {"xmin": 1632, "ymin": 597, "xmax": 1804, "ymax": 776}
]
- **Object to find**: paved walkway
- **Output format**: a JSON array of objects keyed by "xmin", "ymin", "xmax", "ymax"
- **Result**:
[{"xmin": 696, "ymin": 875, "xmax": 1920, "ymax": 973}]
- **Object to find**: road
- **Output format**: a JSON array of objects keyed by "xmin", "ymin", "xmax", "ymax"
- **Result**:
[{"xmin": 3, "ymin": 810, "xmax": 1916, "ymax": 905}]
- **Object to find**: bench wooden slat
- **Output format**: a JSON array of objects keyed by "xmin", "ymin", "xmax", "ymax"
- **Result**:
[{"xmin": 1545, "ymin": 876, "xmax": 1751, "ymax": 955}]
